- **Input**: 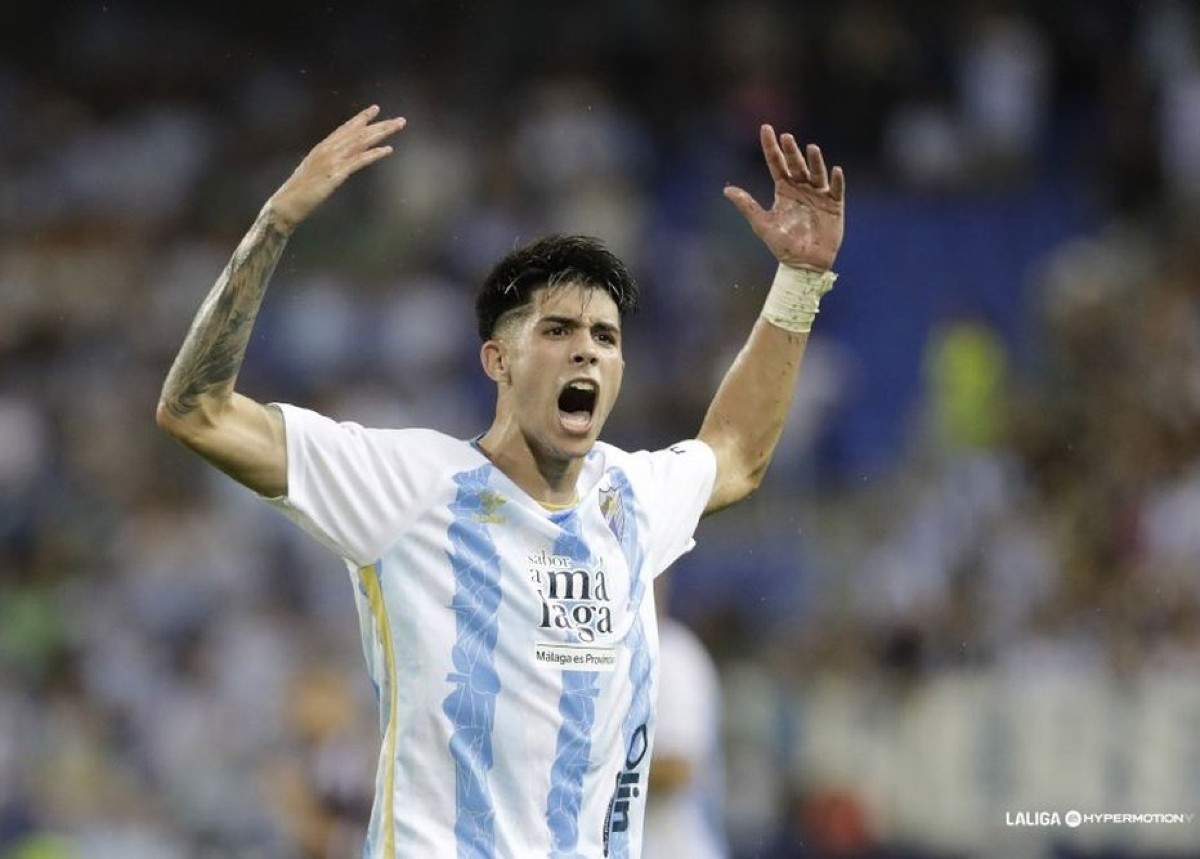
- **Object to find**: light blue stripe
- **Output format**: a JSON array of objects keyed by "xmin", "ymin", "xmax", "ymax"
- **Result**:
[
  {"xmin": 605, "ymin": 469, "xmax": 650, "ymax": 859},
  {"xmin": 442, "ymin": 464, "xmax": 503, "ymax": 859},
  {"xmin": 546, "ymin": 512, "xmax": 600, "ymax": 859}
]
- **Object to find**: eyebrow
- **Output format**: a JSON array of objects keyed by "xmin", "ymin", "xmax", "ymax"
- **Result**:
[{"xmin": 539, "ymin": 314, "xmax": 621, "ymax": 335}]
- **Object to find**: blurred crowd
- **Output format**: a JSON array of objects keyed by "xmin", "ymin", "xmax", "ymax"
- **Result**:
[{"xmin": 2, "ymin": 1, "xmax": 1200, "ymax": 857}]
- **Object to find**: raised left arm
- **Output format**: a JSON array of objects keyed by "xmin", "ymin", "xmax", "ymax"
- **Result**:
[{"xmin": 698, "ymin": 124, "xmax": 845, "ymax": 514}]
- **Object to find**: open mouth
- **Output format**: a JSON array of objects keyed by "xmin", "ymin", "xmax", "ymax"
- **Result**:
[{"xmin": 557, "ymin": 380, "xmax": 598, "ymax": 433}]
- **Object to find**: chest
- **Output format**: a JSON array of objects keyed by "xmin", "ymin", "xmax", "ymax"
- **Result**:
[{"xmin": 389, "ymin": 492, "xmax": 652, "ymax": 651}]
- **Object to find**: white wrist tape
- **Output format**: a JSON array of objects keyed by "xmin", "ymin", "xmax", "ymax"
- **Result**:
[{"xmin": 760, "ymin": 264, "xmax": 838, "ymax": 334}]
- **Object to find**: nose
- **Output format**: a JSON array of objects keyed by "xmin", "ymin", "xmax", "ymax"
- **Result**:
[{"xmin": 571, "ymin": 333, "xmax": 598, "ymax": 365}]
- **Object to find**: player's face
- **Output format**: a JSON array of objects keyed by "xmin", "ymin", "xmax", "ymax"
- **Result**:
[{"xmin": 502, "ymin": 284, "xmax": 625, "ymax": 461}]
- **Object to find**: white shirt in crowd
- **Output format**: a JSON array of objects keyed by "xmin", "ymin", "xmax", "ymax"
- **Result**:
[{"xmin": 643, "ymin": 617, "xmax": 729, "ymax": 859}]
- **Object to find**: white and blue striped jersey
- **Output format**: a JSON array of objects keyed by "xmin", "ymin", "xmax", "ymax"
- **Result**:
[{"xmin": 265, "ymin": 404, "xmax": 717, "ymax": 859}]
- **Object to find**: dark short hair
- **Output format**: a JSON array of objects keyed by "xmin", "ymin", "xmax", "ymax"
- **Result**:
[{"xmin": 475, "ymin": 234, "xmax": 640, "ymax": 341}]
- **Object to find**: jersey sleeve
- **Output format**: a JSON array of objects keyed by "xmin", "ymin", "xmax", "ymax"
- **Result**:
[
  {"xmin": 640, "ymin": 439, "xmax": 717, "ymax": 578},
  {"xmin": 263, "ymin": 403, "xmax": 442, "ymax": 566}
]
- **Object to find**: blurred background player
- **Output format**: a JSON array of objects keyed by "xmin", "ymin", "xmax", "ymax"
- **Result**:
[{"xmin": 644, "ymin": 578, "xmax": 729, "ymax": 859}]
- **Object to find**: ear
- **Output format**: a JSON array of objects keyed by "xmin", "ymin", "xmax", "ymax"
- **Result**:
[{"xmin": 480, "ymin": 339, "xmax": 510, "ymax": 384}]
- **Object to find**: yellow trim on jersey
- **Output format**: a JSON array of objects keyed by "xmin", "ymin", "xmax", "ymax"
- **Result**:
[
  {"xmin": 538, "ymin": 492, "xmax": 579, "ymax": 511},
  {"xmin": 359, "ymin": 563, "xmax": 398, "ymax": 857}
]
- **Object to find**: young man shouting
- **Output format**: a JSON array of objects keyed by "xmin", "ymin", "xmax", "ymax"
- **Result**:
[{"xmin": 156, "ymin": 104, "xmax": 845, "ymax": 858}]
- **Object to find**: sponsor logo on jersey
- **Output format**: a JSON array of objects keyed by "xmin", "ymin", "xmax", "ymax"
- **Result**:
[
  {"xmin": 528, "ymin": 549, "xmax": 614, "ymax": 644},
  {"xmin": 602, "ymin": 722, "xmax": 649, "ymax": 854}
]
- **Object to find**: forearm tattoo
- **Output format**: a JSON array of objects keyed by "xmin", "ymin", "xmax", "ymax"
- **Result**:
[{"xmin": 160, "ymin": 213, "xmax": 288, "ymax": 417}]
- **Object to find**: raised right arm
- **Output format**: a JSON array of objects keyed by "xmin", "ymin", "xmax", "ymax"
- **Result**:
[{"xmin": 155, "ymin": 105, "xmax": 406, "ymax": 497}]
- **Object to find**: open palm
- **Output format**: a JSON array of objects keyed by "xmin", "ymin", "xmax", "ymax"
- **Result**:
[
  {"xmin": 268, "ymin": 105, "xmax": 407, "ymax": 232},
  {"xmin": 724, "ymin": 125, "xmax": 846, "ymax": 271}
]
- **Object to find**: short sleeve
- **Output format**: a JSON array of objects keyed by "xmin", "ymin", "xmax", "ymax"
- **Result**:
[
  {"xmin": 264, "ymin": 403, "xmax": 449, "ymax": 566},
  {"xmin": 640, "ymin": 439, "xmax": 717, "ymax": 578}
]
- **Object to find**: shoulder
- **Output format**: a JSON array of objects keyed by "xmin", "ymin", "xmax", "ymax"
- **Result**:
[
  {"xmin": 659, "ymin": 620, "xmax": 720, "ymax": 685},
  {"xmin": 349, "ymin": 425, "xmax": 484, "ymax": 472},
  {"xmin": 278, "ymin": 404, "xmax": 463, "ymax": 446},
  {"xmin": 591, "ymin": 438, "xmax": 716, "ymax": 485},
  {"xmin": 591, "ymin": 438, "xmax": 714, "ymax": 466},
  {"xmin": 275, "ymin": 403, "xmax": 482, "ymax": 474},
  {"xmin": 365, "ymin": 425, "xmax": 473, "ymax": 451},
  {"xmin": 660, "ymin": 619, "xmax": 709, "ymax": 660}
]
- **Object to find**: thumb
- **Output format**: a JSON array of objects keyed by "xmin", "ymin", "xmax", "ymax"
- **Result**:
[{"xmin": 723, "ymin": 185, "xmax": 765, "ymax": 224}]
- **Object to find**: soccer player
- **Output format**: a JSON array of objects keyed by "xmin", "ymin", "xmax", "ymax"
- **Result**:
[
  {"xmin": 643, "ymin": 610, "xmax": 729, "ymax": 859},
  {"xmin": 156, "ymin": 104, "xmax": 845, "ymax": 858}
]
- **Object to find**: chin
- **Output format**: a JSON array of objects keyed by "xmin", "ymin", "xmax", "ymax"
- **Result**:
[
  {"xmin": 548, "ymin": 424, "xmax": 604, "ymax": 461},
  {"xmin": 554, "ymin": 435, "xmax": 598, "ymax": 460}
]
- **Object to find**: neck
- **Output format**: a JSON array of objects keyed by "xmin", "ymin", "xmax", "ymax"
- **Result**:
[{"xmin": 476, "ymin": 423, "xmax": 584, "ymax": 507}]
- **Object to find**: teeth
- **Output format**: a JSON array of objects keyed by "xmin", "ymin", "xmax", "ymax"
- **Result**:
[{"xmin": 567, "ymin": 381, "xmax": 596, "ymax": 392}]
